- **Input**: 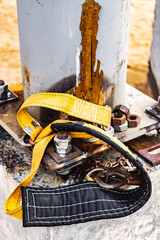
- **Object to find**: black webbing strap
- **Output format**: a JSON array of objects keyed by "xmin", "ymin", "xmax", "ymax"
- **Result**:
[
  {"xmin": 21, "ymin": 121, "xmax": 151, "ymax": 227},
  {"xmin": 21, "ymin": 181, "xmax": 150, "ymax": 227}
]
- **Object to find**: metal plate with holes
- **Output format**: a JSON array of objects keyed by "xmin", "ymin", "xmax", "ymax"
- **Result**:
[
  {"xmin": 43, "ymin": 138, "xmax": 110, "ymax": 175},
  {"xmin": 46, "ymin": 144, "xmax": 82, "ymax": 165},
  {"xmin": 127, "ymin": 135, "xmax": 160, "ymax": 166},
  {"xmin": 146, "ymin": 106, "xmax": 160, "ymax": 121}
]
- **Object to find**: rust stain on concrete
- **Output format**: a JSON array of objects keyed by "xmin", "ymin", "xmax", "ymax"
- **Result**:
[{"xmin": 75, "ymin": 0, "xmax": 103, "ymax": 105}]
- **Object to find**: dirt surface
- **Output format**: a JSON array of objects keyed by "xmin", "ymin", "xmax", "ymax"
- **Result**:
[
  {"xmin": 0, "ymin": 0, "xmax": 156, "ymax": 96},
  {"xmin": 127, "ymin": 0, "xmax": 156, "ymax": 97},
  {"xmin": 0, "ymin": 0, "xmax": 21, "ymax": 87},
  {"xmin": 0, "ymin": 126, "xmax": 31, "ymax": 173}
]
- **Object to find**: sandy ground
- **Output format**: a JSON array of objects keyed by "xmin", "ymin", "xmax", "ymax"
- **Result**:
[
  {"xmin": 127, "ymin": 0, "xmax": 156, "ymax": 97},
  {"xmin": 0, "ymin": 0, "xmax": 21, "ymax": 87},
  {"xmin": 0, "ymin": 0, "xmax": 156, "ymax": 96}
]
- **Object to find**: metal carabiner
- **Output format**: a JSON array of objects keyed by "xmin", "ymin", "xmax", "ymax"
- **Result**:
[
  {"xmin": 86, "ymin": 167, "xmax": 143, "ymax": 190},
  {"xmin": 85, "ymin": 167, "xmax": 127, "ymax": 189},
  {"xmin": 85, "ymin": 168, "xmax": 107, "ymax": 181},
  {"xmin": 94, "ymin": 169, "xmax": 128, "ymax": 190}
]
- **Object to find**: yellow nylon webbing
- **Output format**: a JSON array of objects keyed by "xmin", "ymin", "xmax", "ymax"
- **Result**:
[
  {"xmin": 4, "ymin": 119, "xmax": 140, "ymax": 220},
  {"xmin": 5, "ymin": 93, "xmax": 148, "ymax": 220},
  {"xmin": 5, "ymin": 92, "xmax": 111, "ymax": 219},
  {"xmin": 17, "ymin": 92, "xmax": 111, "ymax": 141},
  {"xmin": 35, "ymin": 119, "xmax": 93, "ymax": 143},
  {"xmin": 4, "ymin": 134, "xmax": 55, "ymax": 219}
]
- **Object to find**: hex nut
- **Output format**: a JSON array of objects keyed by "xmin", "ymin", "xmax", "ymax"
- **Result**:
[
  {"xmin": 127, "ymin": 114, "xmax": 140, "ymax": 128},
  {"xmin": 113, "ymin": 105, "xmax": 130, "ymax": 118},
  {"xmin": 106, "ymin": 126, "xmax": 115, "ymax": 136},
  {"xmin": 54, "ymin": 134, "xmax": 72, "ymax": 156},
  {"xmin": 112, "ymin": 112, "xmax": 126, "ymax": 126},
  {"xmin": 0, "ymin": 80, "xmax": 8, "ymax": 100},
  {"xmin": 114, "ymin": 121, "xmax": 128, "ymax": 132}
]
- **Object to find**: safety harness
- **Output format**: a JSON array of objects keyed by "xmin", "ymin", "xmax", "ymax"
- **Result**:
[{"xmin": 4, "ymin": 93, "xmax": 151, "ymax": 227}]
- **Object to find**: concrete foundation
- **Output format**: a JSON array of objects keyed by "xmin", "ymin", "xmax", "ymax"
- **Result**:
[{"xmin": 0, "ymin": 126, "xmax": 160, "ymax": 240}]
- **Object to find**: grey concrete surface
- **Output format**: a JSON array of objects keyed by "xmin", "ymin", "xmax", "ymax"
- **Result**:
[{"xmin": 0, "ymin": 126, "xmax": 160, "ymax": 240}]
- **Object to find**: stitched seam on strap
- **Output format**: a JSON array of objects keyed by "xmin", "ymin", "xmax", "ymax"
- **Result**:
[
  {"xmin": 29, "ymin": 191, "xmax": 149, "ymax": 223},
  {"xmin": 31, "ymin": 196, "xmax": 128, "ymax": 208},
  {"xmin": 18, "ymin": 109, "xmax": 33, "ymax": 129},
  {"xmin": 25, "ymin": 101, "xmax": 109, "ymax": 124},
  {"xmin": 31, "ymin": 191, "xmax": 143, "ymax": 215},
  {"xmin": 27, "ymin": 180, "xmax": 149, "ymax": 224},
  {"xmin": 26, "ymin": 185, "xmax": 141, "ymax": 221},
  {"xmin": 33, "ymin": 208, "xmax": 134, "ymax": 220},
  {"xmin": 34, "ymin": 209, "xmax": 121, "ymax": 219},
  {"xmin": 31, "ymin": 193, "xmax": 128, "ymax": 220},
  {"xmin": 36, "ymin": 132, "xmax": 92, "ymax": 141},
  {"xmin": 26, "ymin": 183, "xmax": 141, "ymax": 195},
  {"xmin": 25, "ymin": 93, "xmax": 110, "ymax": 111},
  {"xmin": 25, "ymin": 179, "xmax": 149, "ymax": 223},
  {"xmin": 27, "ymin": 186, "xmax": 30, "ymax": 224},
  {"xmin": 6, "ymin": 136, "xmax": 52, "ymax": 213},
  {"xmin": 36, "ymin": 132, "xmax": 91, "ymax": 141}
]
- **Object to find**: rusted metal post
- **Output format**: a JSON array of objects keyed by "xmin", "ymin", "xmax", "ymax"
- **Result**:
[{"xmin": 17, "ymin": 0, "xmax": 131, "ymax": 119}]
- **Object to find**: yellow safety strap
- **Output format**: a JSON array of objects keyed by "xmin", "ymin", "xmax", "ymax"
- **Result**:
[
  {"xmin": 35, "ymin": 119, "xmax": 94, "ymax": 143},
  {"xmin": 4, "ymin": 120, "xmax": 138, "ymax": 220},
  {"xmin": 4, "ymin": 92, "xmax": 148, "ymax": 220},
  {"xmin": 17, "ymin": 92, "xmax": 111, "ymax": 141},
  {"xmin": 5, "ymin": 93, "xmax": 111, "ymax": 219},
  {"xmin": 4, "ymin": 134, "xmax": 55, "ymax": 219}
]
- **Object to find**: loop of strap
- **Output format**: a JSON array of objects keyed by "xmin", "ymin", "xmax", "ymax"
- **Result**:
[
  {"xmin": 4, "ymin": 120, "xmax": 151, "ymax": 220},
  {"xmin": 4, "ymin": 93, "xmax": 151, "ymax": 221},
  {"xmin": 17, "ymin": 92, "xmax": 111, "ymax": 141}
]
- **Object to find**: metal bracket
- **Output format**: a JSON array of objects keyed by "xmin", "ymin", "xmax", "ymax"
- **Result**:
[
  {"xmin": 0, "ymin": 89, "xmax": 18, "ymax": 105},
  {"xmin": 43, "ymin": 144, "xmax": 86, "ymax": 175},
  {"xmin": 146, "ymin": 106, "xmax": 160, "ymax": 121}
]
